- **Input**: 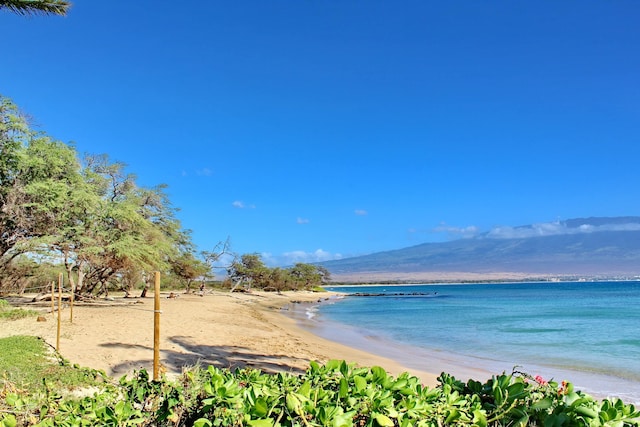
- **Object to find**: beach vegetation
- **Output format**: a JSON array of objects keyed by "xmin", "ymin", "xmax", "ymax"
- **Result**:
[
  {"xmin": 0, "ymin": 95, "xmax": 213, "ymax": 298},
  {"xmin": 227, "ymin": 254, "xmax": 331, "ymax": 291},
  {"xmin": 1, "ymin": 349, "xmax": 638, "ymax": 426},
  {"xmin": 0, "ymin": 336, "xmax": 107, "ymax": 395},
  {"xmin": 0, "ymin": 299, "xmax": 38, "ymax": 320},
  {"xmin": 0, "ymin": 96, "xmax": 326, "ymax": 299}
]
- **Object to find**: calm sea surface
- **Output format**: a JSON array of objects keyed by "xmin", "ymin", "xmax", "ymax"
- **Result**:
[{"xmin": 291, "ymin": 281, "xmax": 640, "ymax": 403}]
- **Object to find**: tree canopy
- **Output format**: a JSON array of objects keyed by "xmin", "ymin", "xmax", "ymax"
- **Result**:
[
  {"xmin": 0, "ymin": 95, "xmax": 198, "ymax": 295},
  {"xmin": 227, "ymin": 254, "xmax": 330, "ymax": 292},
  {"xmin": 0, "ymin": 95, "xmax": 331, "ymax": 295}
]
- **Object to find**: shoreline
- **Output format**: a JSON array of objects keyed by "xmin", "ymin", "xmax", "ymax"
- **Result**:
[
  {"xmin": 2, "ymin": 289, "xmax": 638, "ymax": 404},
  {"xmin": 0, "ymin": 290, "xmax": 439, "ymax": 386},
  {"xmin": 287, "ymin": 292, "xmax": 640, "ymax": 404}
]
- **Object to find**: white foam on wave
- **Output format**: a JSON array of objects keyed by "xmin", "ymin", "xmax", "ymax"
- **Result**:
[{"xmin": 305, "ymin": 305, "xmax": 319, "ymax": 320}]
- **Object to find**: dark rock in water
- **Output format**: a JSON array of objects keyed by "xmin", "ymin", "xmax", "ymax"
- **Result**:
[{"xmin": 350, "ymin": 292, "xmax": 433, "ymax": 297}]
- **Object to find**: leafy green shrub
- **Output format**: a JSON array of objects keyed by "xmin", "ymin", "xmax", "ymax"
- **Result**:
[{"xmin": 1, "ymin": 360, "xmax": 639, "ymax": 426}]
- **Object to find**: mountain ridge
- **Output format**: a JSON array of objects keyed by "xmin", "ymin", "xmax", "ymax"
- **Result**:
[{"xmin": 320, "ymin": 217, "xmax": 640, "ymax": 281}]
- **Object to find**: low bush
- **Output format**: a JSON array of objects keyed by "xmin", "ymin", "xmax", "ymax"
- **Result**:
[{"xmin": 1, "ymin": 359, "xmax": 638, "ymax": 426}]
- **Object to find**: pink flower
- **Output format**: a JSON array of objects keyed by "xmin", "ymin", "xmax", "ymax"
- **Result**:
[{"xmin": 534, "ymin": 375, "xmax": 548, "ymax": 386}]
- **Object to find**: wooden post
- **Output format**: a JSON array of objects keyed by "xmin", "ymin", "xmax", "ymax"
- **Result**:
[
  {"xmin": 153, "ymin": 271, "xmax": 161, "ymax": 380},
  {"xmin": 56, "ymin": 273, "xmax": 62, "ymax": 352}
]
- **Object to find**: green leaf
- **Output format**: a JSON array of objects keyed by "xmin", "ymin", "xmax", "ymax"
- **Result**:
[
  {"xmin": 326, "ymin": 359, "xmax": 342, "ymax": 371},
  {"xmin": 192, "ymin": 418, "xmax": 212, "ymax": 427},
  {"xmin": 286, "ymin": 393, "xmax": 301, "ymax": 413},
  {"xmin": 531, "ymin": 397, "xmax": 553, "ymax": 411},
  {"xmin": 253, "ymin": 397, "xmax": 268, "ymax": 418},
  {"xmin": 573, "ymin": 405, "xmax": 598, "ymax": 419},
  {"xmin": 354, "ymin": 375, "xmax": 367, "ymax": 393},
  {"xmin": 445, "ymin": 409, "xmax": 460, "ymax": 424},
  {"xmin": 371, "ymin": 366, "xmax": 388, "ymax": 385},
  {"xmin": 0, "ymin": 414, "xmax": 18, "ymax": 427},
  {"xmin": 374, "ymin": 413, "xmax": 395, "ymax": 426},
  {"xmin": 247, "ymin": 419, "xmax": 274, "ymax": 427},
  {"xmin": 339, "ymin": 360, "xmax": 349, "ymax": 377},
  {"xmin": 506, "ymin": 382, "xmax": 526, "ymax": 399},
  {"xmin": 339, "ymin": 378, "xmax": 349, "ymax": 398},
  {"xmin": 472, "ymin": 409, "xmax": 487, "ymax": 427},
  {"xmin": 298, "ymin": 380, "xmax": 311, "ymax": 398}
]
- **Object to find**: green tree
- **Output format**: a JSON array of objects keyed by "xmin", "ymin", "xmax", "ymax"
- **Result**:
[
  {"xmin": 227, "ymin": 253, "xmax": 269, "ymax": 291},
  {"xmin": 289, "ymin": 263, "xmax": 331, "ymax": 289},
  {"xmin": 0, "ymin": 0, "xmax": 70, "ymax": 16},
  {"xmin": 171, "ymin": 251, "xmax": 209, "ymax": 293},
  {"xmin": 0, "ymin": 95, "xmax": 198, "ymax": 295},
  {"xmin": 0, "ymin": 96, "xmax": 32, "ymax": 271},
  {"xmin": 265, "ymin": 267, "xmax": 290, "ymax": 292},
  {"xmin": 79, "ymin": 156, "xmax": 178, "ymax": 295}
]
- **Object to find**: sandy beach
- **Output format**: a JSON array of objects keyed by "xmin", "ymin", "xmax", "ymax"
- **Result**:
[{"xmin": 0, "ymin": 290, "xmax": 439, "ymax": 386}]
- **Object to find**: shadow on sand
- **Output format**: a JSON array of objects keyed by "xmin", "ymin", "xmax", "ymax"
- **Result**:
[{"xmin": 101, "ymin": 335, "xmax": 311, "ymax": 378}]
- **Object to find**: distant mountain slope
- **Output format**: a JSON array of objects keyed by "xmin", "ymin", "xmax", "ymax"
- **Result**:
[{"xmin": 321, "ymin": 217, "xmax": 640, "ymax": 277}]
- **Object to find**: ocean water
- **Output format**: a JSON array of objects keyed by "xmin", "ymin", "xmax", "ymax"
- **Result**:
[{"xmin": 293, "ymin": 281, "xmax": 640, "ymax": 403}]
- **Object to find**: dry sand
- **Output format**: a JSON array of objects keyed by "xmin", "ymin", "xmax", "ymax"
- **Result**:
[{"xmin": 0, "ymin": 290, "xmax": 439, "ymax": 386}]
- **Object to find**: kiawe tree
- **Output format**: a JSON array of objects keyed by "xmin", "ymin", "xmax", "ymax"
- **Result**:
[
  {"xmin": 0, "ymin": 94, "xmax": 199, "ymax": 295},
  {"xmin": 0, "ymin": 94, "xmax": 329, "ymax": 295},
  {"xmin": 78, "ymin": 156, "xmax": 179, "ymax": 296},
  {"xmin": 226, "ymin": 253, "xmax": 331, "ymax": 291},
  {"xmin": 0, "ymin": 97, "xmax": 32, "ymax": 270}
]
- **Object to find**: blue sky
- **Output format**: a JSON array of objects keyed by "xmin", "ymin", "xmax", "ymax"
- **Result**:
[{"xmin": 2, "ymin": 1, "xmax": 639, "ymax": 266}]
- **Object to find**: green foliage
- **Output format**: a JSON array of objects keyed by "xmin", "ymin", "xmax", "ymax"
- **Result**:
[
  {"xmin": 227, "ymin": 254, "xmax": 331, "ymax": 291},
  {"xmin": 0, "ymin": 299, "xmax": 39, "ymax": 320},
  {"xmin": 0, "ymin": 94, "xmax": 206, "ymax": 295},
  {"xmin": 1, "ymin": 359, "xmax": 638, "ymax": 426},
  {"xmin": 0, "ymin": 336, "xmax": 107, "ymax": 394}
]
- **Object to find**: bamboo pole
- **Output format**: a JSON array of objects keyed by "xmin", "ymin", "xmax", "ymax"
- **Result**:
[
  {"xmin": 153, "ymin": 271, "xmax": 161, "ymax": 381},
  {"xmin": 56, "ymin": 273, "xmax": 62, "ymax": 351}
]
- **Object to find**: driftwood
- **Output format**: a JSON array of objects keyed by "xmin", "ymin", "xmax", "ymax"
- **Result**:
[{"xmin": 32, "ymin": 292, "xmax": 72, "ymax": 302}]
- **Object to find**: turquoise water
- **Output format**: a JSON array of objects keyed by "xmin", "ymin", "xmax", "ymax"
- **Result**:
[{"xmin": 298, "ymin": 281, "xmax": 640, "ymax": 403}]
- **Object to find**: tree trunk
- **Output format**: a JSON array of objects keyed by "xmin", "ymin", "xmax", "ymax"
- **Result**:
[
  {"xmin": 62, "ymin": 249, "xmax": 76, "ymax": 293},
  {"xmin": 140, "ymin": 275, "xmax": 151, "ymax": 298},
  {"xmin": 229, "ymin": 278, "xmax": 244, "ymax": 293},
  {"xmin": 76, "ymin": 263, "xmax": 86, "ymax": 293}
]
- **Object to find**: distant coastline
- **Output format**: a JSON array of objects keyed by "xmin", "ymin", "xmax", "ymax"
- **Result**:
[{"xmin": 328, "ymin": 271, "xmax": 640, "ymax": 285}]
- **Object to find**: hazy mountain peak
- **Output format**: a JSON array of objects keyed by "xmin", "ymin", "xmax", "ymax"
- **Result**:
[
  {"xmin": 322, "ymin": 216, "xmax": 640, "ymax": 279},
  {"xmin": 484, "ymin": 216, "xmax": 640, "ymax": 240}
]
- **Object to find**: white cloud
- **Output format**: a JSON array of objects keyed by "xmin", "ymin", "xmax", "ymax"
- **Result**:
[
  {"xmin": 196, "ymin": 168, "xmax": 212, "ymax": 176},
  {"xmin": 232, "ymin": 200, "xmax": 256, "ymax": 209},
  {"xmin": 486, "ymin": 220, "xmax": 640, "ymax": 239},
  {"xmin": 433, "ymin": 223, "xmax": 479, "ymax": 238},
  {"xmin": 355, "ymin": 209, "xmax": 368, "ymax": 216},
  {"xmin": 262, "ymin": 249, "xmax": 343, "ymax": 267},
  {"xmin": 297, "ymin": 217, "xmax": 310, "ymax": 224}
]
